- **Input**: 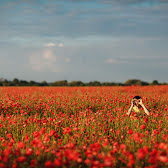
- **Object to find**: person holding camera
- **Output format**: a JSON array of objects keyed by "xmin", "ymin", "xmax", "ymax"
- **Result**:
[{"xmin": 126, "ymin": 96, "xmax": 150, "ymax": 116}]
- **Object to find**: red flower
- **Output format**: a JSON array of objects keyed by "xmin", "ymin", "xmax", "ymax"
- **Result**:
[
  {"xmin": 120, "ymin": 144, "xmax": 126, "ymax": 152},
  {"xmin": 64, "ymin": 149, "xmax": 80, "ymax": 161},
  {"xmin": 3, "ymin": 148, "xmax": 11, "ymax": 157},
  {"xmin": 103, "ymin": 156, "xmax": 113, "ymax": 167},
  {"xmin": 137, "ymin": 148, "xmax": 147, "ymax": 159},
  {"xmin": 49, "ymin": 130, "xmax": 56, "ymax": 137},
  {"xmin": 85, "ymin": 159, "xmax": 91, "ymax": 165},
  {"xmin": 16, "ymin": 156, "xmax": 27, "ymax": 163},
  {"xmin": 40, "ymin": 127, "xmax": 46, "ymax": 134},
  {"xmin": 26, "ymin": 147, "xmax": 33, "ymax": 155},
  {"xmin": 158, "ymin": 155, "xmax": 168, "ymax": 163},
  {"xmin": 127, "ymin": 129, "xmax": 133, "ymax": 135},
  {"xmin": 24, "ymin": 133, "xmax": 29, "ymax": 142},
  {"xmin": 45, "ymin": 161, "xmax": 55, "ymax": 168},
  {"xmin": 0, "ymin": 163, "xmax": 7, "ymax": 168},
  {"xmin": 63, "ymin": 127, "xmax": 72, "ymax": 134},
  {"xmin": 140, "ymin": 124, "xmax": 146, "ymax": 130},
  {"xmin": 127, "ymin": 152, "xmax": 135, "ymax": 167},
  {"xmin": 148, "ymin": 149, "xmax": 159, "ymax": 164},
  {"xmin": 158, "ymin": 143, "xmax": 168, "ymax": 150},
  {"xmin": 6, "ymin": 133, "xmax": 12, "ymax": 138},
  {"xmin": 17, "ymin": 141, "xmax": 26, "ymax": 149},
  {"xmin": 54, "ymin": 159, "xmax": 62, "ymax": 167},
  {"xmin": 144, "ymin": 118, "xmax": 148, "ymax": 123},
  {"xmin": 30, "ymin": 159, "xmax": 37, "ymax": 167}
]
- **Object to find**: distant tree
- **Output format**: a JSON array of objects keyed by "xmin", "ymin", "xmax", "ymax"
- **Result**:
[
  {"xmin": 30, "ymin": 80, "xmax": 36, "ymax": 85},
  {"xmin": 125, "ymin": 79, "xmax": 140, "ymax": 85},
  {"xmin": 12, "ymin": 78, "xmax": 20, "ymax": 86},
  {"xmin": 152, "ymin": 80, "xmax": 159, "ymax": 85},
  {"xmin": 162, "ymin": 82, "xmax": 168, "ymax": 85},
  {"xmin": 102, "ymin": 82, "xmax": 109, "ymax": 86},
  {"xmin": 20, "ymin": 80, "xmax": 29, "ymax": 86},
  {"xmin": 13, "ymin": 78, "xmax": 19, "ymax": 83},
  {"xmin": 0, "ymin": 77, "xmax": 160, "ymax": 87},
  {"xmin": 30, "ymin": 80, "xmax": 39, "ymax": 86},
  {"xmin": 125, "ymin": 79, "xmax": 149, "ymax": 86},
  {"xmin": 2, "ymin": 79, "xmax": 9, "ymax": 86},
  {"xmin": 51, "ymin": 80, "xmax": 68, "ymax": 86},
  {"xmin": 102, "ymin": 82, "xmax": 121, "ymax": 86},
  {"xmin": 0, "ymin": 78, "xmax": 4, "ymax": 86},
  {"xmin": 69, "ymin": 81, "xmax": 84, "ymax": 86},
  {"xmin": 88, "ymin": 81, "xmax": 101, "ymax": 86},
  {"xmin": 41, "ymin": 80, "xmax": 48, "ymax": 86},
  {"xmin": 141, "ymin": 81, "xmax": 149, "ymax": 86}
]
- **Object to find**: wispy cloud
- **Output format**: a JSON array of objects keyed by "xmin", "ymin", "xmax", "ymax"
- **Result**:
[
  {"xmin": 58, "ymin": 43, "xmax": 64, "ymax": 48},
  {"xmin": 106, "ymin": 58, "xmax": 118, "ymax": 64},
  {"xmin": 65, "ymin": 57, "xmax": 71, "ymax": 63},
  {"xmin": 44, "ymin": 42, "xmax": 64, "ymax": 48},
  {"xmin": 43, "ymin": 50, "xmax": 56, "ymax": 61},
  {"xmin": 44, "ymin": 42, "xmax": 56, "ymax": 47},
  {"xmin": 105, "ymin": 58, "xmax": 129, "ymax": 64},
  {"xmin": 1, "ymin": 0, "xmax": 168, "ymax": 40},
  {"xmin": 29, "ymin": 49, "xmax": 61, "ymax": 72},
  {"xmin": 98, "ymin": 0, "xmax": 168, "ymax": 6}
]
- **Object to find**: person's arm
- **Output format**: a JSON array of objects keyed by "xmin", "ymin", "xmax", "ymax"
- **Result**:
[
  {"xmin": 139, "ymin": 99, "xmax": 150, "ymax": 116},
  {"xmin": 127, "ymin": 100, "xmax": 134, "ymax": 116}
]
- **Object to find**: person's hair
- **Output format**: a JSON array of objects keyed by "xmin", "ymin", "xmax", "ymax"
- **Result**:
[{"xmin": 133, "ymin": 96, "xmax": 142, "ymax": 99}]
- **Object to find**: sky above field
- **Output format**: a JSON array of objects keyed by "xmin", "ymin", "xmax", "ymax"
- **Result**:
[{"xmin": 0, "ymin": 0, "xmax": 168, "ymax": 83}]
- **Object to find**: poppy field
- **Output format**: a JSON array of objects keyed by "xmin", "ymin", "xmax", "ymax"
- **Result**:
[{"xmin": 0, "ymin": 86, "xmax": 168, "ymax": 168}]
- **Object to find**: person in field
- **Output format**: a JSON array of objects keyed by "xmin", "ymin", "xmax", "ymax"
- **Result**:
[{"xmin": 126, "ymin": 96, "xmax": 150, "ymax": 116}]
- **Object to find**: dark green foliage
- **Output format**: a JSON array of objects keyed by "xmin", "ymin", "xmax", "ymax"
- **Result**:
[
  {"xmin": 50, "ymin": 80, "xmax": 68, "ymax": 86},
  {"xmin": 0, "ymin": 77, "xmax": 167, "ymax": 86},
  {"xmin": 125, "ymin": 79, "xmax": 149, "ymax": 86},
  {"xmin": 152, "ymin": 80, "xmax": 159, "ymax": 85}
]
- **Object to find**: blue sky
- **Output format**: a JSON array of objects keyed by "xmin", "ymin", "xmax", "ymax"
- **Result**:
[{"xmin": 0, "ymin": 0, "xmax": 168, "ymax": 82}]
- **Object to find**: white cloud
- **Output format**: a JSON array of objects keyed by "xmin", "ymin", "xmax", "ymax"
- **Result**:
[
  {"xmin": 29, "ymin": 49, "xmax": 61, "ymax": 72},
  {"xmin": 106, "ymin": 58, "xmax": 129, "ymax": 64},
  {"xmin": 65, "ymin": 57, "xmax": 71, "ymax": 63},
  {"xmin": 43, "ymin": 50, "xmax": 56, "ymax": 61},
  {"xmin": 58, "ymin": 43, "xmax": 64, "ymax": 48},
  {"xmin": 45, "ymin": 42, "xmax": 56, "ymax": 47},
  {"xmin": 44, "ymin": 42, "xmax": 64, "ymax": 48},
  {"xmin": 106, "ymin": 58, "xmax": 118, "ymax": 64}
]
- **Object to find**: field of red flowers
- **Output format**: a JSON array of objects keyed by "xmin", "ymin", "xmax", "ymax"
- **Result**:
[{"xmin": 0, "ymin": 86, "xmax": 168, "ymax": 168}]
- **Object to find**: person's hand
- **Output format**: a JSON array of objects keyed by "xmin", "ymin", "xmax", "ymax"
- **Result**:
[
  {"xmin": 138, "ymin": 99, "xmax": 143, "ymax": 105},
  {"xmin": 131, "ymin": 99, "xmax": 134, "ymax": 105},
  {"xmin": 126, "ymin": 112, "xmax": 130, "ymax": 116}
]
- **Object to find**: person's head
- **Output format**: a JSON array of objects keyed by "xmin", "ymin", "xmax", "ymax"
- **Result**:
[{"xmin": 132, "ymin": 95, "xmax": 142, "ymax": 108}]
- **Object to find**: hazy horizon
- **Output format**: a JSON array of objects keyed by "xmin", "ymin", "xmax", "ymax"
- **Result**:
[{"xmin": 0, "ymin": 0, "xmax": 168, "ymax": 83}]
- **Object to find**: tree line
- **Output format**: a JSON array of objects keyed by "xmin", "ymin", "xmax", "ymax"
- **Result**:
[{"xmin": 0, "ymin": 78, "xmax": 167, "ymax": 86}]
